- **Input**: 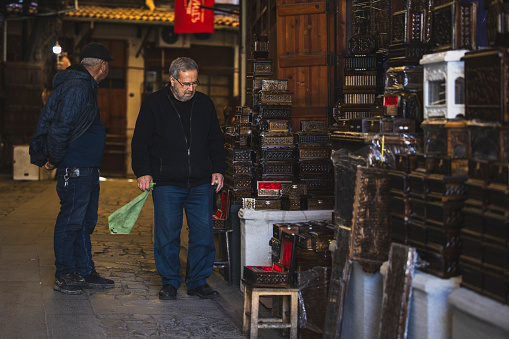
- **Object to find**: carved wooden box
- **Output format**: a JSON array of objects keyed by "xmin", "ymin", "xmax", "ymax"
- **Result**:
[
  {"xmin": 258, "ymin": 119, "xmax": 292, "ymax": 133},
  {"xmin": 465, "ymin": 179, "xmax": 487, "ymax": 209},
  {"xmin": 257, "ymin": 106, "xmax": 292, "ymax": 119},
  {"xmin": 281, "ymin": 196, "xmax": 308, "ymax": 211},
  {"xmin": 468, "ymin": 159, "xmax": 491, "ymax": 183},
  {"xmin": 294, "ymin": 132, "xmax": 331, "ymax": 146},
  {"xmin": 463, "ymin": 48, "xmax": 509, "ymax": 123},
  {"xmin": 460, "ymin": 210, "xmax": 509, "ymax": 304},
  {"xmin": 490, "ymin": 162, "xmax": 509, "ymax": 185},
  {"xmin": 296, "ymin": 230, "xmax": 334, "ymax": 252},
  {"xmin": 298, "ymin": 160, "xmax": 333, "ymax": 176},
  {"xmin": 247, "ymin": 59, "xmax": 273, "ymax": 76},
  {"xmin": 417, "ymin": 246, "xmax": 461, "ymax": 278},
  {"xmin": 260, "ymin": 132, "xmax": 294, "ymax": 147},
  {"xmin": 225, "ymin": 147, "xmax": 253, "ymax": 163},
  {"xmin": 223, "ymin": 132, "xmax": 239, "ymax": 147},
  {"xmin": 261, "ymin": 79, "xmax": 288, "ymax": 91},
  {"xmin": 259, "ymin": 90, "xmax": 292, "ymax": 106},
  {"xmin": 260, "ymin": 160, "xmax": 295, "ymax": 177},
  {"xmin": 362, "ymin": 118, "xmax": 381, "ymax": 133},
  {"xmin": 242, "ymin": 265, "xmax": 289, "ymax": 288},
  {"xmin": 280, "ymin": 183, "xmax": 307, "ymax": 196},
  {"xmin": 469, "ymin": 123, "xmax": 502, "ymax": 164},
  {"xmin": 486, "ymin": 182, "xmax": 509, "ymax": 212},
  {"xmin": 259, "ymin": 146, "xmax": 296, "ymax": 161},
  {"xmin": 307, "ymin": 197, "xmax": 334, "ymax": 210},
  {"xmin": 300, "ymin": 120, "xmax": 327, "ymax": 132},
  {"xmin": 390, "ymin": 194, "xmax": 408, "ymax": 218},
  {"xmin": 298, "ymin": 147, "xmax": 331, "ymax": 160},
  {"xmin": 407, "ymin": 171, "xmax": 428, "ymax": 198},
  {"xmin": 390, "ymin": 213, "xmax": 408, "ymax": 244},
  {"xmin": 463, "ymin": 205, "xmax": 484, "ymax": 234},
  {"xmin": 389, "ymin": 170, "xmax": 409, "ymax": 194},
  {"xmin": 431, "ymin": 1, "xmax": 477, "ymax": 52},
  {"xmin": 273, "ymin": 223, "xmax": 302, "ymax": 238},
  {"xmin": 228, "ymin": 163, "xmax": 253, "ymax": 177},
  {"xmin": 225, "ymin": 175, "xmax": 252, "ymax": 190},
  {"xmin": 257, "ymin": 181, "xmax": 291, "ymax": 198},
  {"xmin": 389, "ymin": 9, "xmax": 433, "ymax": 65},
  {"xmin": 299, "ymin": 176, "xmax": 334, "ymax": 195},
  {"xmin": 229, "ymin": 188, "xmax": 253, "ymax": 204},
  {"xmin": 247, "ymin": 75, "xmax": 272, "ymax": 91},
  {"xmin": 426, "ymin": 173, "xmax": 467, "ymax": 200},
  {"xmin": 242, "ymin": 198, "xmax": 281, "ymax": 210},
  {"xmin": 350, "ymin": 166, "xmax": 392, "ymax": 272}
]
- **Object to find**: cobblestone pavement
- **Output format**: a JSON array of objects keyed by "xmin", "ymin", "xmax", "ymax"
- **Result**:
[{"xmin": 0, "ymin": 174, "xmax": 259, "ymax": 339}]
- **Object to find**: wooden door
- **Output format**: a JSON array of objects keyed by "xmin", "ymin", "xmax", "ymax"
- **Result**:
[
  {"xmin": 95, "ymin": 39, "xmax": 127, "ymax": 176},
  {"xmin": 276, "ymin": 0, "xmax": 338, "ymax": 129}
]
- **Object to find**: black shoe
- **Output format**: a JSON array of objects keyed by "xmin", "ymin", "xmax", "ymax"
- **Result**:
[
  {"xmin": 74, "ymin": 272, "xmax": 85, "ymax": 283},
  {"xmin": 54, "ymin": 273, "xmax": 83, "ymax": 295},
  {"xmin": 187, "ymin": 284, "xmax": 220, "ymax": 299},
  {"xmin": 80, "ymin": 270, "xmax": 115, "ymax": 289},
  {"xmin": 159, "ymin": 284, "xmax": 177, "ymax": 300}
]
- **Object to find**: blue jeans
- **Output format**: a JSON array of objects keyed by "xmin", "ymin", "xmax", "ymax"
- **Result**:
[
  {"xmin": 152, "ymin": 183, "xmax": 215, "ymax": 290},
  {"xmin": 54, "ymin": 167, "xmax": 100, "ymax": 278}
]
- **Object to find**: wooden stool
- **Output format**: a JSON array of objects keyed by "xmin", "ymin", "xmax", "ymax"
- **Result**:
[{"xmin": 242, "ymin": 284, "xmax": 299, "ymax": 339}]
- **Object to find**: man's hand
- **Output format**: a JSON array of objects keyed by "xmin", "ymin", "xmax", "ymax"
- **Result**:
[
  {"xmin": 44, "ymin": 161, "xmax": 55, "ymax": 170},
  {"xmin": 211, "ymin": 173, "xmax": 224, "ymax": 193},
  {"xmin": 137, "ymin": 175, "xmax": 153, "ymax": 192}
]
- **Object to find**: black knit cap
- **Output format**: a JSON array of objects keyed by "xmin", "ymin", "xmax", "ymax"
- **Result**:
[{"xmin": 80, "ymin": 42, "xmax": 114, "ymax": 61}]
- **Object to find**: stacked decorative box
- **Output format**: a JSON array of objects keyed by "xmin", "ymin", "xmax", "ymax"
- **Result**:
[
  {"xmin": 458, "ymin": 48, "xmax": 509, "ymax": 304},
  {"xmin": 295, "ymin": 121, "xmax": 334, "ymax": 201},
  {"xmin": 256, "ymin": 79, "xmax": 295, "ymax": 184},
  {"xmin": 334, "ymin": 37, "xmax": 386, "ymax": 132},
  {"xmin": 224, "ymin": 115, "xmax": 255, "ymax": 204},
  {"xmin": 223, "ymin": 106, "xmax": 256, "ymax": 204},
  {"xmin": 331, "ymin": 35, "xmax": 386, "ymax": 149},
  {"xmin": 386, "ymin": 48, "xmax": 472, "ymax": 279}
]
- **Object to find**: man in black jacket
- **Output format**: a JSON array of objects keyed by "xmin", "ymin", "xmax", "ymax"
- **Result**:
[
  {"xmin": 131, "ymin": 57, "xmax": 226, "ymax": 300},
  {"xmin": 30, "ymin": 42, "xmax": 115, "ymax": 294}
]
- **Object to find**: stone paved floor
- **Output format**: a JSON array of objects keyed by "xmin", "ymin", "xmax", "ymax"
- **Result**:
[{"xmin": 0, "ymin": 174, "xmax": 283, "ymax": 339}]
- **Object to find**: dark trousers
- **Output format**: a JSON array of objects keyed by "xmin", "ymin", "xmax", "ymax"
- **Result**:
[
  {"xmin": 152, "ymin": 183, "xmax": 215, "ymax": 290},
  {"xmin": 54, "ymin": 167, "xmax": 99, "ymax": 278}
]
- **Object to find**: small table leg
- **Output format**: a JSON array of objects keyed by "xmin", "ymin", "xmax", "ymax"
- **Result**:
[
  {"xmin": 250, "ymin": 290, "xmax": 260, "ymax": 339},
  {"xmin": 290, "ymin": 291, "xmax": 298, "ymax": 339},
  {"xmin": 242, "ymin": 286, "xmax": 251, "ymax": 334}
]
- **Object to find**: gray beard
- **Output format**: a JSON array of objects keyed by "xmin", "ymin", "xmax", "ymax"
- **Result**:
[{"xmin": 171, "ymin": 86, "xmax": 195, "ymax": 102}]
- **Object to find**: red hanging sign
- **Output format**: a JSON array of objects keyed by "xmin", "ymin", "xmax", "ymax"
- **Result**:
[{"xmin": 174, "ymin": 0, "xmax": 215, "ymax": 34}]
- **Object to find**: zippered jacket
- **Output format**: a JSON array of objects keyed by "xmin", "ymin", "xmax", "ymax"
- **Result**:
[
  {"xmin": 29, "ymin": 64, "xmax": 99, "ymax": 167},
  {"xmin": 131, "ymin": 86, "xmax": 226, "ymax": 188}
]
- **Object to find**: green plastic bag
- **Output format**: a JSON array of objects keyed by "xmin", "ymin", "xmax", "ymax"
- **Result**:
[{"xmin": 108, "ymin": 183, "xmax": 155, "ymax": 234}]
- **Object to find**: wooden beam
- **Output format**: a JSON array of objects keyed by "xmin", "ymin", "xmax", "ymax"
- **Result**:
[
  {"xmin": 279, "ymin": 54, "xmax": 327, "ymax": 68},
  {"xmin": 278, "ymin": 2, "xmax": 327, "ymax": 16}
]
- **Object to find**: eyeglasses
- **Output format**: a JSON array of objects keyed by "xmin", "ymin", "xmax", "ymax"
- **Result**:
[{"xmin": 174, "ymin": 78, "xmax": 200, "ymax": 88}]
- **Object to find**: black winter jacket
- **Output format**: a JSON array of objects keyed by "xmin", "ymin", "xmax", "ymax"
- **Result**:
[
  {"xmin": 131, "ymin": 86, "xmax": 226, "ymax": 188},
  {"xmin": 29, "ymin": 64, "xmax": 99, "ymax": 167}
]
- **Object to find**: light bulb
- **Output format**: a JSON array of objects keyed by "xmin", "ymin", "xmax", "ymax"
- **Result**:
[{"xmin": 52, "ymin": 42, "xmax": 62, "ymax": 54}]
